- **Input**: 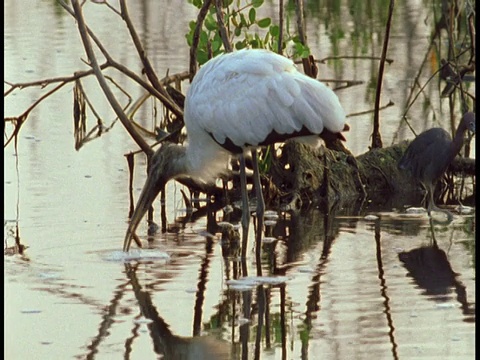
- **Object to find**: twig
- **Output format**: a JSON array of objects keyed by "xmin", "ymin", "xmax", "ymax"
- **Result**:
[
  {"xmin": 294, "ymin": 0, "xmax": 306, "ymax": 46},
  {"xmin": 118, "ymin": 1, "xmax": 182, "ymax": 118},
  {"xmin": 71, "ymin": 0, "xmax": 151, "ymax": 155},
  {"xmin": 317, "ymin": 56, "xmax": 394, "ymax": 64},
  {"xmin": 189, "ymin": 0, "xmax": 213, "ymax": 81},
  {"xmin": 59, "ymin": 0, "xmax": 183, "ymax": 119},
  {"xmin": 215, "ymin": 0, "xmax": 232, "ymax": 52},
  {"xmin": 4, "ymin": 65, "xmax": 106, "ymax": 97},
  {"xmin": 4, "ymin": 82, "xmax": 67, "ymax": 148},
  {"xmin": 277, "ymin": 0, "xmax": 284, "ymax": 55},
  {"xmin": 372, "ymin": 0, "xmax": 395, "ymax": 149},
  {"xmin": 346, "ymin": 100, "xmax": 395, "ymax": 118}
]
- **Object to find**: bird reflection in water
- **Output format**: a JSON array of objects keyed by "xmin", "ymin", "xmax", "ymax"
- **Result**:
[
  {"xmin": 125, "ymin": 263, "xmax": 230, "ymax": 360},
  {"xmin": 398, "ymin": 241, "xmax": 474, "ymax": 320}
]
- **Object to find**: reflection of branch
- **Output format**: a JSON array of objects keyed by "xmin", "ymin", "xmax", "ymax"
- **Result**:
[
  {"xmin": 374, "ymin": 220, "xmax": 399, "ymax": 360},
  {"xmin": 124, "ymin": 263, "xmax": 230, "ymax": 359},
  {"xmin": 83, "ymin": 282, "xmax": 130, "ymax": 360},
  {"xmin": 192, "ymin": 237, "xmax": 215, "ymax": 336},
  {"xmin": 254, "ymin": 285, "xmax": 265, "ymax": 360}
]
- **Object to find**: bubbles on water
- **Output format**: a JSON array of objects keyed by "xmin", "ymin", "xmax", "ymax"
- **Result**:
[
  {"xmin": 236, "ymin": 318, "xmax": 250, "ymax": 326},
  {"xmin": 405, "ymin": 207, "xmax": 427, "ymax": 214},
  {"xmin": 20, "ymin": 309, "xmax": 42, "ymax": 314},
  {"xmin": 226, "ymin": 275, "xmax": 290, "ymax": 291},
  {"xmin": 134, "ymin": 317, "xmax": 154, "ymax": 325},
  {"xmin": 103, "ymin": 249, "xmax": 171, "ymax": 263}
]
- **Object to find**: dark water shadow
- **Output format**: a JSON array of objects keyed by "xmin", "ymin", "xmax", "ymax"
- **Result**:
[{"xmin": 398, "ymin": 239, "xmax": 475, "ymax": 323}]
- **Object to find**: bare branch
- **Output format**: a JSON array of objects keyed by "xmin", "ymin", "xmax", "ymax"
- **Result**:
[
  {"xmin": 317, "ymin": 56, "xmax": 394, "ymax": 65},
  {"xmin": 118, "ymin": 0, "xmax": 183, "ymax": 118},
  {"xmin": 71, "ymin": 0, "xmax": 152, "ymax": 155},
  {"xmin": 4, "ymin": 64, "xmax": 108, "ymax": 97},
  {"xmin": 4, "ymin": 81, "xmax": 67, "ymax": 148},
  {"xmin": 372, "ymin": 0, "xmax": 395, "ymax": 149},
  {"xmin": 215, "ymin": 0, "xmax": 232, "ymax": 52},
  {"xmin": 189, "ymin": 0, "xmax": 214, "ymax": 81}
]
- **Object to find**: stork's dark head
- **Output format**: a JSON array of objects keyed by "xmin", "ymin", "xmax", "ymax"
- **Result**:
[{"xmin": 123, "ymin": 144, "xmax": 187, "ymax": 251}]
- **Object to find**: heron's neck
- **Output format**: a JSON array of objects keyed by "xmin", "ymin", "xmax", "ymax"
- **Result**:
[{"xmin": 450, "ymin": 127, "xmax": 467, "ymax": 159}]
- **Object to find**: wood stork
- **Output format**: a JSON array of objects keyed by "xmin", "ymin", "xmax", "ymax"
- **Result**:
[{"xmin": 124, "ymin": 48, "xmax": 348, "ymax": 251}]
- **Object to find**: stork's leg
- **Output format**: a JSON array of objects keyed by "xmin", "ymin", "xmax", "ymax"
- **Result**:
[
  {"xmin": 239, "ymin": 153, "xmax": 250, "ymax": 259},
  {"xmin": 251, "ymin": 149, "xmax": 265, "ymax": 276},
  {"xmin": 251, "ymin": 150, "xmax": 265, "ymax": 221}
]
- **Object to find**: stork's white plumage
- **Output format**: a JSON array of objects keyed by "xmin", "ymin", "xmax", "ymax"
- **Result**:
[{"xmin": 124, "ymin": 49, "xmax": 347, "ymax": 251}]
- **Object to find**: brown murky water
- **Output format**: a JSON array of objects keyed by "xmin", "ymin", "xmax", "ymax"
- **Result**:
[{"xmin": 5, "ymin": 1, "xmax": 475, "ymax": 359}]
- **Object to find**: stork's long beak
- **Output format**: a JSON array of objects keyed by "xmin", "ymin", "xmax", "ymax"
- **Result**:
[{"xmin": 123, "ymin": 169, "xmax": 165, "ymax": 252}]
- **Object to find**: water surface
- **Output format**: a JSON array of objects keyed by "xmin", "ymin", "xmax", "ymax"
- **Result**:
[{"xmin": 4, "ymin": 1, "xmax": 475, "ymax": 359}]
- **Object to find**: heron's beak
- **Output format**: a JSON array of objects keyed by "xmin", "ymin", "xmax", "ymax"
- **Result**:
[{"xmin": 123, "ymin": 169, "xmax": 165, "ymax": 252}]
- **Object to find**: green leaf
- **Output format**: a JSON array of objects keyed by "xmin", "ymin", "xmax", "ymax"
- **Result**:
[
  {"xmin": 191, "ymin": 0, "xmax": 203, "ymax": 9},
  {"xmin": 230, "ymin": 11, "xmax": 239, "ymax": 27},
  {"xmin": 196, "ymin": 49, "xmax": 209, "ymax": 65},
  {"xmin": 235, "ymin": 41, "xmax": 246, "ymax": 50},
  {"xmin": 249, "ymin": 8, "xmax": 256, "ymax": 24},
  {"xmin": 257, "ymin": 17, "xmax": 271, "ymax": 28},
  {"xmin": 240, "ymin": 13, "xmax": 248, "ymax": 27},
  {"xmin": 263, "ymin": 31, "xmax": 270, "ymax": 44},
  {"xmin": 211, "ymin": 39, "xmax": 222, "ymax": 52},
  {"xmin": 251, "ymin": 0, "xmax": 264, "ymax": 8},
  {"xmin": 185, "ymin": 33, "xmax": 193, "ymax": 46},
  {"xmin": 269, "ymin": 25, "xmax": 279, "ymax": 37},
  {"xmin": 205, "ymin": 14, "xmax": 218, "ymax": 31},
  {"xmin": 199, "ymin": 30, "xmax": 209, "ymax": 46}
]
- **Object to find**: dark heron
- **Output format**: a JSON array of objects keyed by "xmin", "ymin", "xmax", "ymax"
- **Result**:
[
  {"xmin": 123, "ymin": 49, "xmax": 348, "ymax": 251},
  {"xmin": 398, "ymin": 112, "xmax": 476, "ymax": 221}
]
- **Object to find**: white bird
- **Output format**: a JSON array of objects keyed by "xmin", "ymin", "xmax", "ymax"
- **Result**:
[{"xmin": 124, "ymin": 48, "xmax": 348, "ymax": 251}]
